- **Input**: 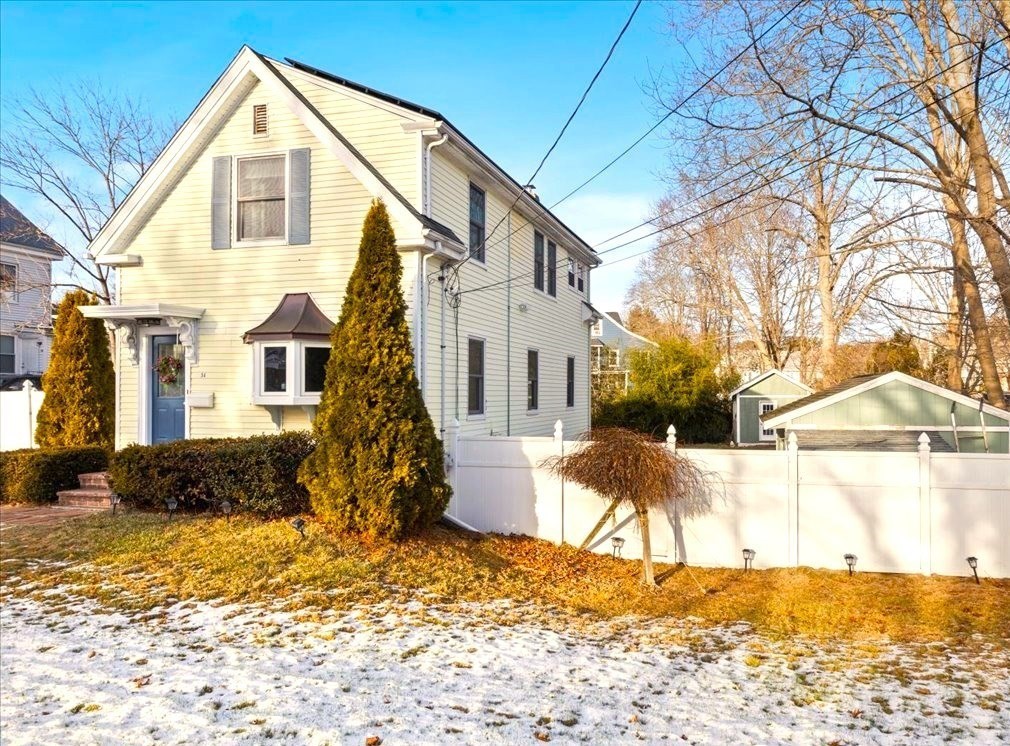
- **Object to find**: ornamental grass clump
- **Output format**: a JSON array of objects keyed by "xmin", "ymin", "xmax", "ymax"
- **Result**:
[
  {"xmin": 298, "ymin": 200, "xmax": 450, "ymax": 540},
  {"xmin": 545, "ymin": 427, "xmax": 710, "ymax": 586},
  {"xmin": 35, "ymin": 289, "xmax": 114, "ymax": 450}
]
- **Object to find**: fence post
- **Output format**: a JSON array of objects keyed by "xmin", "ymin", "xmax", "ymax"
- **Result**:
[
  {"xmin": 666, "ymin": 424, "xmax": 677, "ymax": 451},
  {"xmin": 787, "ymin": 432, "xmax": 799, "ymax": 567},
  {"xmin": 554, "ymin": 419, "xmax": 565, "ymax": 544},
  {"xmin": 918, "ymin": 432, "xmax": 932, "ymax": 576},
  {"xmin": 23, "ymin": 380, "xmax": 37, "ymax": 449}
]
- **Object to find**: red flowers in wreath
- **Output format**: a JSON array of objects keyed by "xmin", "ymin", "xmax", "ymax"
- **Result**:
[{"xmin": 153, "ymin": 354, "xmax": 184, "ymax": 385}]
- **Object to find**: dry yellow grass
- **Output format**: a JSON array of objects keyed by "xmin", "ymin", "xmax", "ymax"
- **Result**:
[{"xmin": 2, "ymin": 512, "xmax": 1007, "ymax": 645}]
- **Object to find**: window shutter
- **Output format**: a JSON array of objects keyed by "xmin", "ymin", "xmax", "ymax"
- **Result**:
[
  {"xmin": 288, "ymin": 148, "xmax": 311, "ymax": 245},
  {"xmin": 211, "ymin": 156, "xmax": 232, "ymax": 249}
]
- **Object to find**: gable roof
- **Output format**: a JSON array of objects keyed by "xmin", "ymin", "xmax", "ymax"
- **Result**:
[
  {"xmin": 729, "ymin": 369, "xmax": 813, "ymax": 398},
  {"xmin": 793, "ymin": 429, "xmax": 955, "ymax": 452},
  {"xmin": 761, "ymin": 371, "xmax": 1010, "ymax": 427},
  {"xmin": 285, "ymin": 57, "xmax": 598, "ymax": 262},
  {"xmin": 0, "ymin": 196, "xmax": 63, "ymax": 257},
  {"xmin": 88, "ymin": 47, "xmax": 462, "ymax": 261}
]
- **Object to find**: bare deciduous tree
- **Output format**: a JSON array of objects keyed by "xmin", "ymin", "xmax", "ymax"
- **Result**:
[{"xmin": 1, "ymin": 82, "xmax": 168, "ymax": 303}]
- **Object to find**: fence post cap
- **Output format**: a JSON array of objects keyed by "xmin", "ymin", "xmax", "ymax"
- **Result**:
[
  {"xmin": 553, "ymin": 419, "xmax": 564, "ymax": 441},
  {"xmin": 787, "ymin": 432, "xmax": 798, "ymax": 450},
  {"xmin": 667, "ymin": 424, "xmax": 676, "ymax": 436},
  {"xmin": 918, "ymin": 432, "xmax": 931, "ymax": 450},
  {"xmin": 21, "ymin": 379, "xmax": 35, "ymax": 391}
]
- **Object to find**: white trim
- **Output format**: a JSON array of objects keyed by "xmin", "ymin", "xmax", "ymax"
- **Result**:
[
  {"xmin": 233, "ymin": 151, "xmax": 289, "ymax": 246},
  {"xmin": 250, "ymin": 339, "xmax": 329, "ymax": 406},
  {"xmin": 783, "ymin": 424, "xmax": 995, "ymax": 432},
  {"xmin": 736, "ymin": 393, "xmax": 808, "ymax": 399},
  {"xmin": 466, "ymin": 335, "xmax": 486, "ymax": 417},
  {"xmin": 758, "ymin": 400, "xmax": 776, "ymax": 441},
  {"xmin": 95, "ymin": 254, "xmax": 142, "ymax": 267},
  {"xmin": 763, "ymin": 371, "xmax": 1010, "ymax": 428},
  {"xmin": 729, "ymin": 369, "xmax": 812, "ymax": 399}
]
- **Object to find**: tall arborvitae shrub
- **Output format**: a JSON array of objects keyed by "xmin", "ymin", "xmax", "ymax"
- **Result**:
[
  {"xmin": 299, "ymin": 200, "xmax": 450, "ymax": 539},
  {"xmin": 35, "ymin": 290, "xmax": 115, "ymax": 450}
]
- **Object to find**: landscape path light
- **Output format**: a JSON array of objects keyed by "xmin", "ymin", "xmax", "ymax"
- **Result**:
[
  {"xmin": 742, "ymin": 548, "xmax": 756, "ymax": 571},
  {"xmin": 165, "ymin": 498, "xmax": 178, "ymax": 522},
  {"xmin": 844, "ymin": 553, "xmax": 857, "ymax": 576},
  {"xmin": 611, "ymin": 536, "xmax": 625, "ymax": 559},
  {"xmin": 220, "ymin": 500, "xmax": 232, "ymax": 522},
  {"xmin": 110, "ymin": 494, "xmax": 122, "ymax": 516},
  {"xmin": 967, "ymin": 556, "xmax": 979, "ymax": 585},
  {"xmin": 291, "ymin": 517, "xmax": 307, "ymax": 540}
]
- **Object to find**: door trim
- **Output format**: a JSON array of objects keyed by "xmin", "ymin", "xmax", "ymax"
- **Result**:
[{"xmin": 138, "ymin": 325, "xmax": 189, "ymax": 445}]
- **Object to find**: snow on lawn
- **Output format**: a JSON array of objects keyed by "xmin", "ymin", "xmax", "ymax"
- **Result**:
[{"xmin": 1, "ymin": 581, "xmax": 1007, "ymax": 745}]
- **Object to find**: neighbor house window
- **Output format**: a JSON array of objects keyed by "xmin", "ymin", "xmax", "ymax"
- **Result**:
[
  {"xmin": 527, "ymin": 349, "xmax": 539, "ymax": 411},
  {"xmin": 566, "ymin": 356, "xmax": 575, "ymax": 407},
  {"xmin": 237, "ymin": 155, "xmax": 286, "ymax": 241},
  {"xmin": 0, "ymin": 263, "xmax": 16, "ymax": 300},
  {"xmin": 567, "ymin": 258, "xmax": 576, "ymax": 288},
  {"xmin": 468, "ymin": 338, "xmax": 485, "ymax": 415},
  {"xmin": 263, "ymin": 346, "xmax": 287, "ymax": 392},
  {"xmin": 533, "ymin": 232, "xmax": 545, "ymax": 291},
  {"xmin": 547, "ymin": 241, "xmax": 557, "ymax": 297},
  {"xmin": 469, "ymin": 183, "xmax": 486, "ymax": 262},
  {"xmin": 0, "ymin": 335, "xmax": 14, "ymax": 374},
  {"xmin": 577, "ymin": 263, "xmax": 585, "ymax": 293},
  {"xmin": 303, "ymin": 345, "xmax": 330, "ymax": 394}
]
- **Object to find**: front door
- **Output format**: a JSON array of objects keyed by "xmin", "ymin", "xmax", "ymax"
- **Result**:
[{"xmin": 151, "ymin": 335, "xmax": 185, "ymax": 444}]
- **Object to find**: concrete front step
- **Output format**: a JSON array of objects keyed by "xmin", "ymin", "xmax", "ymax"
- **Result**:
[
  {"xmin": 78, "ymin": 472, "xmax": 111, "ymax": 489},
  {"xmin": 57, "ymin": 488, "xmax": 114, "ymax": 509}
]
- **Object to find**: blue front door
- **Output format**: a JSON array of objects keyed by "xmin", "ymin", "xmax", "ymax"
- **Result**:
[{"xmin": 151, "ymin": 335, "xmax": 185, "ymax": 444}]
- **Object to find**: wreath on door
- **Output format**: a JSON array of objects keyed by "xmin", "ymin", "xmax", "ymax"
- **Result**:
[{"xmin": 153, "ymin": 354, "xmax": 184, "ymax": 385}]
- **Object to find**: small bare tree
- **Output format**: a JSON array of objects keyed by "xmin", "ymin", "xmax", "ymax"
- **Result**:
[
  {"xmin": 1, "ymin": 82, "xmax": 168, "ymax": 303},
  {"xmin": 544, "ymin": 428, "xmax": 710, "ymax": 586}
]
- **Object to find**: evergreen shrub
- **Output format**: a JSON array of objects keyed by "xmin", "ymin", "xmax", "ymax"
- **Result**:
[{"xmin": 0, "ymin": 446, "xmax": 109, "ymax": 504}]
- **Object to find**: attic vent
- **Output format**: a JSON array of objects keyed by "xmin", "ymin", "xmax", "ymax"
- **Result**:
[{"xmin": 253, "ymin": 104, "xmax": 268, "ymax": 135}]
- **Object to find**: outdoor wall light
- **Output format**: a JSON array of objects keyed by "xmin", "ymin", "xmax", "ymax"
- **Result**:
[
  {"xmin": 110, "ymin": 493, "xmax": 122, "ymax": 516},
  {"xmin": 165, "ymin": 497, "xmax": 178, "ymax": 521},
  {"xmin": 967, "ymin": 556, "xmax": 979, "ymax": 585},
  {"xmin": 844, "ymin": 553, "xmax": 857, "ymax": 576},
  {"xmin": 742, "ymin": 548, "xmax": 756, "ymax": 571},
  {"xmin": 220, "ymin": 500, "xmax": 232, "ymax": 522},
  {"xmin": 136, "ymin": 317, "xmax": 163, "ymax": 327},
  {"xmin": 611, "ymin": 536, "xmax": 625, "ymax": 558},
  {"xmin": 291, "ymin": 517, "xmax": 307, "ymax": 540}
]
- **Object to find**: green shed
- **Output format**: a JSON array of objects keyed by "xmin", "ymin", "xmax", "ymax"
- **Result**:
[
  {"xmin": 730, "ymin": 370, "xmax": 813, "ymax": 446},
  {"xmin": 760, "ymin": 371, "xmax": 1010, "ymax": 453}
]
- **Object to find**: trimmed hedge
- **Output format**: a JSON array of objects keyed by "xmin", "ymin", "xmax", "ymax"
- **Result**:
[
  {"xmin": 109, "ymin": 431, "xmax": 315, "ymax": 517},
  {"xmin": 593, "ymin": 396, "xmax": 732, "ymax": 445},
  {"xmin": 0, "ymin": 446, "xmax": 109, "ymax": 505}
]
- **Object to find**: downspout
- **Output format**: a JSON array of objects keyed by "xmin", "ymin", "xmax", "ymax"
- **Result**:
[
  {"xmin": 440, "ymin": 266, "xmax": 446, "ymax": 438},
  {"xmin": 424, "ymin": 131, "xmax": 448, "ymax": 439},
  {"xmin": 506, "ymin": 212, "xmax": 512, "ymax": 435},
  {"xmin": 418, "ymin": 251, "xmax": 433, "ymax": 396},
  {"xmin": 425, "ymin": 132, "xmax": 448, "ymax": 215}
]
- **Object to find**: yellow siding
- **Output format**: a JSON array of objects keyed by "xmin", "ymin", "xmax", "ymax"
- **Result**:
[
  {"xmin": 426, "ymin": 149, "xmax": 591, "ymax": 439},
  {"xmin": 117, "ymin": 78, "xmax": 415, "ymax": 446}
]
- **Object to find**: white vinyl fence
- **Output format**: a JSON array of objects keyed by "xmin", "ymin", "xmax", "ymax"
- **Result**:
[
  {"xmin": 0, "ymin": 381, "xmax": 43, "ymax": 451},
  {"xmin": 443, "ymin": 421, "xmax": 1010, "ymax": 579}
]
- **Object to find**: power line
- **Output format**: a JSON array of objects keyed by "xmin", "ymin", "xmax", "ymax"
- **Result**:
[
  {"xmin": 445, "ymin": 0, "xmax": 805, "ymax": 281},
  {"xmin": 458, "ymin": 45, "xmax": 1010, "ymax": 297},
  {"xmin": 448, "ymin": 0, "xmax": 642, "ymax": 278}
]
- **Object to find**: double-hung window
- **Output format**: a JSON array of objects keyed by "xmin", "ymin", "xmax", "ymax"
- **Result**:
[
  {"xmin": 467, "ymin": 338, "xmax": 485, "ymax": 415},
  {"xmin": 567, "ymin": 258, "xmax": 576, "ymax": 288},
  {"xmin": 237, "ymin": 155, "xmax": 286, "ymax": 241},
  {"xmin": 469, "ymin": 183, "xmax": 486, "ymax": 262},
  {"xmin": 566, "ymin": 356, "xmax": 575, "ymax": 407},
  {"xmin": 547, "ymin": 241, "xmax": 557, "ymax": 297},
  {"xmin": 527, "ymin": 349, "xmax": 539, "ymax": 411},
  {"xmin": 0, "ymin": 335, "xmax": 15, "ymax": 374},
  {"xmin": 0, "ymin": 263, "xmax": 16, "ymax": 300},
  {"xmin": 533, "ymin": 232, "xmax": 545, "ymax": 291},
  {"xmin": 760, "ymin": 400, "xmax": 776, "ymax": 440}
]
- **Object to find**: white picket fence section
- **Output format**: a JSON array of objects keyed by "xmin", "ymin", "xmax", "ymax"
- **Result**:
[
  {"xmin": 443, "ymin": 420, "xmax": 1010, "ymax": 579},
  {"xmin": 0, "ymin": 381, "xmax": 43, "ymax": 451}
]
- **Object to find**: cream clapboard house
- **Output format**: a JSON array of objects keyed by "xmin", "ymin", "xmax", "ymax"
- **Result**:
[{"xmin": 83, "ymin": 47, "xmax": 600, "ymax": 448}]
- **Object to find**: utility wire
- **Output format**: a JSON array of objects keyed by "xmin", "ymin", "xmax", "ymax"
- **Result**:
[
  {"xmin": 447, "ymin": 0, "xmax": 642, "ymax": 279},
  {"xmin": 458, "ymin": 46, "xmax": 1010, "ymax": 296}
]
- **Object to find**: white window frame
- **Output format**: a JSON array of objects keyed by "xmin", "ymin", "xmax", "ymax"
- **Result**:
[
  {"xmin": 566, "ymin": 355, "xmax": 576, "ymax": 408},
  {"xmin": 468, "ymin": 182, "xmax": 487, "ymax": 265},
  {"xmin": 251, "ymin": 340, "xmax": 328, "ymax": 405},
  {"xmin": 234, "ymin": 152, "xmax": 289, "ymax": 247},
  {"xmin": 0, "ymin": 334, "xmax": 16, "ymax": 375},
  {"xmin": 759, "ymin": 400, "xmax": 776, "ymax": 440},
  {"xmin": 0, "ymin": 262, "xmax": 17, "ymax": 302},
  {"xmin": 466, "ymin": 336, "xmax": 486, "ymax": 418},
  {"xmin": 527, "ymin": 348, "xmax": 539, "ymax": 412}
]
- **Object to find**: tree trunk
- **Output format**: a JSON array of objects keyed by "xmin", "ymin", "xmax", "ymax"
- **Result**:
[
  {"xmin": 815, "ymin": 212, "xmax": 837, "ymax": 382},
  {"xmin": 945, "ymin": 271, "xmax": 964, "ymax": 392},
  {"xmin": 636, "ymin": 506, "xmax": 656, "ymax": 586},
  {"xmin": 945, "ymin": 205, "xmax": 1006, "ymax": 407}
]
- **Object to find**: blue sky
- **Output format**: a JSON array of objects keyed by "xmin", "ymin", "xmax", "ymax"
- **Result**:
[{"xmin": 1, "ymin": 1, "xmax": 686, "ymax": 310}]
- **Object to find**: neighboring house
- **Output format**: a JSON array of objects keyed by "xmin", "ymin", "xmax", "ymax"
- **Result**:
[
  {"xmin": 0, "ymin": 196, "xmax": 62, "ymax": 386},
  {"xmin": 730, "ymin": 369, "xmax": 813, "ymax": 446},
  {"xmin": 590, "ymin": 311, "xmax": 657, "ymax": 394},
  {"xmin": 80, "ymin": 47, "xmax": 600, "ymax": 448},
  {"xmin": 761, "ymin": 371, "xmax": 1010, "ymax": 453}
]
